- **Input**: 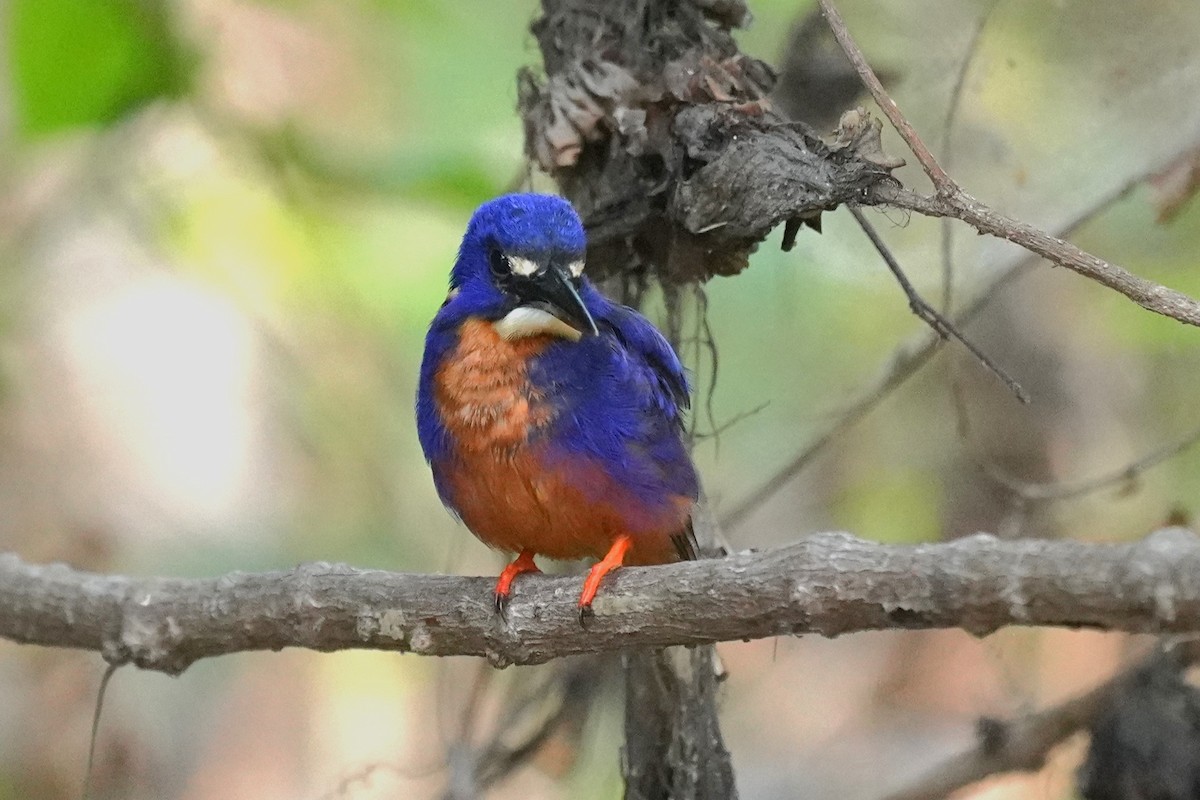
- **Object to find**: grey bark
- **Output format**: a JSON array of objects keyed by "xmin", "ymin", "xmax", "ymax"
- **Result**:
[{"xmin": 4, "ymin": 528, "xmax": 1200, "ymax": 676}]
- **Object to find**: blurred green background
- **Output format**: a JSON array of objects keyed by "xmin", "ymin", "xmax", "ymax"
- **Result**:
[{"xmin": 1, "ymin": 1, "xmax": 1199, "ymax": 798}]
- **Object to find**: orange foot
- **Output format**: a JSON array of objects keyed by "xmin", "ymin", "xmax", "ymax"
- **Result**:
[
  {"xmin": 494, "ymin": 549, "xmax": 540, "ymax": 615},
  {"xmin": 578, "ymin": 535, "xmax": 632, "ymax": 624}
]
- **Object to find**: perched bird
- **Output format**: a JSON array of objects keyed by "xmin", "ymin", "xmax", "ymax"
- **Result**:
[{"xmin": 417, "ymin": 193, "xmax": 698, "ymax": 619}]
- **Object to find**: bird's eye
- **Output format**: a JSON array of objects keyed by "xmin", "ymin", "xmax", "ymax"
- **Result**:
[{"xmin": 488, "ymin": 249, "xmax": 509, "ymax": 277}]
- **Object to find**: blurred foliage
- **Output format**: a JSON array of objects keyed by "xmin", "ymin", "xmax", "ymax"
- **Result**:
[{"xmin": 10, "ymin": 0, "xmax": 191, "ymax": 136}]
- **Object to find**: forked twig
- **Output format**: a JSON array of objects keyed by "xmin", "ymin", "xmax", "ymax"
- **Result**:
[
  {"xmin": 820, "ymin": 0, "xmax": 1200, "ymax": 329},
  {"xmin": 817, "ymin": 0, "xmax": 954, "ymax": 192},
  {"xmin": 719, "ymin": 158, "xmax": 1179, "ymax": 531},
  {"xmin": 717, "ymin": 254, "xmax": 1029, "ymax": 532},
  {"xmin": 720, "ymin": 2, "xmax": 1200, "ymax": 529},
  {"xmin": 873, "ymin": 184, "xmax": 1200, "ymax": 327},
  {"xmin": 849, "ymin": 205, "xmax": 1028, "ymax": 403}
]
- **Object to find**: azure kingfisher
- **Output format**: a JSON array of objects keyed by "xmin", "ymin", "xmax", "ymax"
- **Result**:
[{"xmin": 417, "ymin": 193, "xmax": 699, "ymax": 619}]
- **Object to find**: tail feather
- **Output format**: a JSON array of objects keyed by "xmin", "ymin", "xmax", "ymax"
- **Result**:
[{"xmin": 670, "ymin": 518, "xmax": 699, "ymax": 561}]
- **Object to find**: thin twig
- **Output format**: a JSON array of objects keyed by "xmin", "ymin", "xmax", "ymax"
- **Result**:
[
  {"xmin": 82, "ymin": 663, "xmax": 119, "ymax": 800},
  {"xmin": 317, "ymin": 760, "xmax": 445, "ymax": 800},
  {"xmin": 939, "ymin": 0, "xmax": 999, "ymax": 312},
  {"xmin": 693, "ymin": 401, "xmax": 770, "ymax": 442},
  {"xmin": 473, "ymin": 659, "xmax": 605, "ymax": 790},
  {"xmin": 698, "ymin": 285, "xmax": 721, "ymax": 448},
  {"xmin": 687, "ymin": 284, "xmax": 723, "ymax": 449},
  {"xmin": 716, "ymin": 257, "xmax": 1029, "ymax": 531},
  {"xmin": 817, "ymin": 0, "xmax": 954, "ymax": 192},
  {"xmin": 718, "ymin": 162, "xmax": 1165, "ymax": 531},
  {"xmin": 872, "ymin": 183, "xmax": 1200, "ymax": 328},
  {"xmin": 822, "ymin": 0, "xmax": 1200, "ymax": 329},
  {"xmin": 959, "ymin": 387, "xmax": 1200, "ymax": 503},
  {"xmin": 880, "ymin": 639, "xmax": 1200, "ymax": 800},
  {"xmin": 849, "ymin": 205, "xmax": 1028, "ymax": 403}
]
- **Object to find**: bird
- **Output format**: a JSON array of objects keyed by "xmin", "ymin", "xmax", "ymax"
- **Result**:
[{"xmin": 416, "ymin": 193, "xmax": 698, "ymax": 620}]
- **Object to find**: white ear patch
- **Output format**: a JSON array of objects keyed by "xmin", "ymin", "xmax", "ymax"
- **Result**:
[
  {"xmin": 508, "ymin": 256, "xmax": 539, "ymax": 277},
  {"xmin": 567, "ymin": 259, "xmax": 585, "ymax": 278},
  {"xmin": 493, "ymin": 307, "xmax": 582, "ymax": 342}
]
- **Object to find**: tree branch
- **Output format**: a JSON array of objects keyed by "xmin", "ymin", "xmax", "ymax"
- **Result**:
[
  {"xmin": 719, "ymin": 149, "xmax": 1192, "ymax": 531},
  {"xmin": 816, "ymin": 0, "xmax": 953, "ymax": 191},
  {"xmin": 882, "ymin": 640, "xmax": 1200, "ymax": 800},
  {"xmin": 4, "ymin": 528, "xmax": 1200, "ymax": 675},
  {"xmin": 871, "ymin": 183, "xmax": 1200, "ymax": 327},
  {"xmin": 848, "ymin": 204, "xmax": 1028, "ymax": 402},
  {"xmin": 819, "ymin": 0, "xmax": 1200, "ymax": 329}
]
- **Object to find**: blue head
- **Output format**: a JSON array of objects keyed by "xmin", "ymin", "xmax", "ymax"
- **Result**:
[{"xmin": 439, "ymin": 193, "xmax": 597, "ymax": 337}]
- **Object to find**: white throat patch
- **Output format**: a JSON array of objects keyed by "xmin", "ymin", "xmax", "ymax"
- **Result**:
[{"xmin": 493, "ymin": 307, "xmax": 582, "ymax": 342}]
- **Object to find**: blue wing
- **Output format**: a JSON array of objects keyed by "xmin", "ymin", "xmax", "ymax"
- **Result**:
[
  {"xmin": 530, "ymin": 286, "xmax": 698, "ymax": 505},
  {"xmin": 588, "ymin": 296, "xmax": 699, "ymax": 558},
  {"xmin": 591, "ymin": 297, "xmax": 691, "ymax": 424}
]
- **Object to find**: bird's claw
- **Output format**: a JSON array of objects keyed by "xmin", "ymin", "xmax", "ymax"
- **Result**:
[
  {"xmin": 494, "ymin": 591, "xmax": 511, "ymax": 618},
  {"xmin": 578, "ymin": 603, "xmax": 594, "ymax": 627}
]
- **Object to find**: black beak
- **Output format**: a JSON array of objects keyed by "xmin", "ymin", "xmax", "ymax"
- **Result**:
[{"xmin": 519, "ymin": 265, "xmax": 599, "ymax": 337}]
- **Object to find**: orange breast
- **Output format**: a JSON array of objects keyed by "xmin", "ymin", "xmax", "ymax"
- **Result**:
[
  {"xmin": 433, "ymin": 318, "xmax": 555, "ymax": 450},
  {"xmin": 432, "ymin": 319, "xmax": 688, "ymax": 564}
]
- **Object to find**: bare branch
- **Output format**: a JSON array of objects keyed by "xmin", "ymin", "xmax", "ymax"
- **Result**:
[
  {"xmin": 871, "ymin": 183, "xmax": 1200, "ymax": 327},
  {"xmin": 820, "ymin": 0, "xmax": 1200, "ymax": 328},
  {"xmin": 955, "ymin": 383, "xmax": 1200, "ymax": 504},
  {"xmin": 939, "ymin": 0, "xmax": 999, "ymax": 312},
  {"xmin": 848, "ymin": 205, "xmax": 1028, "ymax": 402},
  {"xmin": 717, "ymin": 256, "xmax": 1034, "ymax": 532},
  {"xmin": 817, "ymin": 0, "xmax": 954, "ymax": 192},
  {"xmin": 470, "ymin": 658, "xmax": 605, "ymax": 791},
  {"xmin": 4, "ymin": 528, "xmax": 1200, "ymax": 675},
  {"xmin": 881, "ymin": 640, "xmax": 1200, "ymax": 800},
  {"xmin": 719, "ymin": 152, "xmax": 1198, "ymax": 532}
]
